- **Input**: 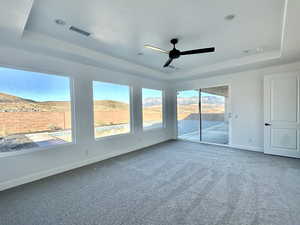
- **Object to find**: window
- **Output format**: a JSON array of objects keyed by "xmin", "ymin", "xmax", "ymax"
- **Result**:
[
  {"xmin": 0, "ymin": 67, "xmax": 72, "ymax": 153},
  {"xmin": 93, "ymin": 81, "xmax": 130, "ymax": 138},
  {"xmin": 142, "ymin": 88, "xmax": 163, "ymax": 129}
]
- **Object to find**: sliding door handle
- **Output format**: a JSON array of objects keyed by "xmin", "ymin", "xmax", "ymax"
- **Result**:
[{"xmin": 264, "ymin": 123, "xmax": 271, "ymax": 126}]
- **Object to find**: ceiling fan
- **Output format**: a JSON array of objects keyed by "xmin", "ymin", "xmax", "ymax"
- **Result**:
[{"xmin": 144, "ymin": 38, "xmax": 215, "ymax": 68}]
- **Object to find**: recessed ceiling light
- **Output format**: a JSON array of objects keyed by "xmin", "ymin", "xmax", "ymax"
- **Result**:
[
  {"xmin": 137, "ymin": 52, "xmax": 144, "ymax": 56},
  {"xmin": 225, "ymin": 14, "xmax": 236, "ymax": 21},
  {"xmin": 54, "ymin": 19, "xmax": 66, "ymax": 26}
]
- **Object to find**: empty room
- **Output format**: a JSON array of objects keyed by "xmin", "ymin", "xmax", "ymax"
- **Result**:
[{"xmin": 0, "ymin": 0, "xmax": 300, "ymax": 225}]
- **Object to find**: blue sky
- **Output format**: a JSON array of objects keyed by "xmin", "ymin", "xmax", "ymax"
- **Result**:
[
  {"xmin": 0, "ymin": 67, "xmax": 71, "ymax": 101},
  {"xmin": 93, "ymin": 84, "xmax": 163, "ymax": 104},
  {"xmin": 142, "ymin": 88, "xmax": 162, "ymax": 99},
  {"xmin": 93, "ymin": 81, "xmax": 129, "ymax": 103},
  {"xmin": 177, "ymin": 90, "xmax": 198, "ymax": 98},
  {"xmin": 177, "ymin": 90, "xmax": 221, "ymax": 98},
  {"xmin": 0, "ymin": 67, "xmax": 161, "ymax": 104}
]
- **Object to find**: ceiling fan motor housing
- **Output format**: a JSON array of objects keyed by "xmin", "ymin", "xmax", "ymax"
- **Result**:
[
  {"xmin": 169, "ymin": 38, "xmax": 180, "ymax": 59},
  {"xmin": 169, "ymin": 49, "xmax": 181, "ymax": 59}
]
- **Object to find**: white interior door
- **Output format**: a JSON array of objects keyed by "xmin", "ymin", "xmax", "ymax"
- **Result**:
[{"xmin": 264, "ymin": 72, "xmax": 300, "ymax": 158}]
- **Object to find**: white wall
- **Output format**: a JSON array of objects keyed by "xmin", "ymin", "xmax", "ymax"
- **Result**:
[
  {"xmin": 1, "ymin": 42, "xmax": 300, "ymax": 191},
  {"xmin": 172, "ymin": 61, "xmax": 300, "ymax": 152},
  {"xmin": 0, "ymin": 45, "xmax": 174, "ymax": 191}
]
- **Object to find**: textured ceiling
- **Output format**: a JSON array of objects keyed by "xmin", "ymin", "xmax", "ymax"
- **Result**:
[
  {"xmin": 0, "ymin": 0, "xmax": 300, "ymax": 80},
  {"xmin": 25, "ymin": 0, "xmax": 284, "ymax": 73}
]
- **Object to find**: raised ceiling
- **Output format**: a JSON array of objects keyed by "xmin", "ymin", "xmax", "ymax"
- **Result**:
[{"xmin": 0, "ymin": 0, "xmax": 299, "ymax": 80}]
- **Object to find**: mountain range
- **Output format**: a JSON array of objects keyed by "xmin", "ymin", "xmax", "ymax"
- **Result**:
[{"xmin": 177, "ymin": 96, "xmax": 224, "ymax": 105}]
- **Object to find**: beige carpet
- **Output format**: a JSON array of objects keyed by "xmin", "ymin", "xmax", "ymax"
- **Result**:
[{"xmin": 0, "ymin": 140, "xmax": 299, "ymax": 225}]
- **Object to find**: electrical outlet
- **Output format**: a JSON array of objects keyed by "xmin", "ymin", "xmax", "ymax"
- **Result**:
[
  {"xmin": 85, "ymin": 149, "xmax": 89, "ymax": 156},
  {"xmin": 248, "ymin": 138, "xmax": 253, "ymax": 143}
]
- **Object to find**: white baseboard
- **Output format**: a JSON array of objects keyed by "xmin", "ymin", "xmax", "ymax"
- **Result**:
[
  {"xmin": 0, "ymin": 139, "xmax": 171, "ymax": 192},
  {"xmin": 228, "ymin": 144, "xmax": 264, "ymax": 152},
  {"xmin": 177, "ymin": 138, "xmax": 264, "ymax": 153}
]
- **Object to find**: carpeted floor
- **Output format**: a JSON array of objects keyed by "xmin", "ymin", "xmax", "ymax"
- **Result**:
[{"xmin": 1, "ymin": 140, "xmax": 300, "ymax": 225}]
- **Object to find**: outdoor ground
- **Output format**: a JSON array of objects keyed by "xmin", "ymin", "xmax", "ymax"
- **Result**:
[
  {"xmin": 1, "ymin": 92, "xmax": 227, "ymax": 152},
  {"xmin": 0, "ymin": 92, "xmax": 163, "ymax": 152},
  {"xmin": 178, "ymin": 120, "xmax": 229, "ymax": 144},
  {"xmin": 177, "ymin": 103, "xmax": 228, "ymax": 144}
]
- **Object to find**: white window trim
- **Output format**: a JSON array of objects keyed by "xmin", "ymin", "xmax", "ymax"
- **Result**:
[{"xmin": 0, "ymin": 67, "xmax": 76, "ymax": 157}]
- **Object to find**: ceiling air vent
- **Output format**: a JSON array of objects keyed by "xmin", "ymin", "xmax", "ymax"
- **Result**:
[{"xmin": 69, "ymin": 26, "xmax": 91, "ymax": 37}]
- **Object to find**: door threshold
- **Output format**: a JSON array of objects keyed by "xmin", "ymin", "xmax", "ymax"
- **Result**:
[{"xmin": 177, "ymin": 138, "xmax": 229, "ymax": 148}]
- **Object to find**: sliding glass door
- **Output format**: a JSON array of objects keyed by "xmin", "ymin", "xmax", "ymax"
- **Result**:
[
  {"xmin": 177, "ymin": 90, "xmax": 200, "ymax": 142},
  {"xmin": 200, "ymin": 86, "xmax": 229, "ymax": 144},
  {"xmin": 177, "ymin": 86, "xmax": 229, "ymax": 145}
]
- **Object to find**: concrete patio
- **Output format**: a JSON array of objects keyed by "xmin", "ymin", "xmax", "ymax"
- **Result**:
[{"xmin": 178, "ymin": 121, "xmax": 229, "ymax": 144}]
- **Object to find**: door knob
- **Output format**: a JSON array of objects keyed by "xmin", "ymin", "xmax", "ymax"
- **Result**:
[{"xmin": 264, "ymin": 123, "xmax": 271, "ymax": 126}]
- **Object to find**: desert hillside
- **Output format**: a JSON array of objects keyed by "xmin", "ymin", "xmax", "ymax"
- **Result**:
[
  {"xmin": 0, "ymin": 93, "xmax": 70, "ymax": 112},
  {"xmin": 0, "ymin": 92, "xmax": 132, "ymax": 112},
  {"xmin": 94, "ymin": 100, "xmax": 129, "ymax": 111},
  {"xmin": 0, "ymin": 93, "xmax": 36, "ymax": 103},
  {"xmin": 0, "ymin": 92, "xmax": 163, "ymax": 137},
  {"xmin": 1, "ymin": 92, "xmax": 222, "ymax": 115}
]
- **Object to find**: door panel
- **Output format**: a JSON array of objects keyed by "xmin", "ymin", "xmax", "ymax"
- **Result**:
[
  {"xmin": 271, "ymin": 78, "xmax": 298, "ymax": 122},
  {"xmin": 271, "ymin": 128, "xmax": 297, "ymax": 150},
  {"xmin": 264, "ymin": 72, "xmax": 300, "ymax": 158}
]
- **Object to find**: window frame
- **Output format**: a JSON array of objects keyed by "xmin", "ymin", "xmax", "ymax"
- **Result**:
[
  {"xmin": 92, "ymin": 80, "xmax": 133, "ymax": 141},
  {"xmin": 142, "ymin": 87, "xmax": 165, "ymax": 131},
  {"xmin": 0, "ymin": 65, "xmax": 76, "ymax": 158}
]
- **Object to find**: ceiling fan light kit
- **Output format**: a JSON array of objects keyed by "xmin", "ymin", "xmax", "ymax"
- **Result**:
[{"xmin": 145, "ymin": 38, "xmax": 215, "ymax": 68}]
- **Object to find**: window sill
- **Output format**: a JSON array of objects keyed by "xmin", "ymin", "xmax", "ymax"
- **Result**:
[
  {"xmin": 94, "ymin": 132, "xmax": 132, "ymax": 141},
  {"xmin": 0, "ymin": 142, "xmax": 75, "ymax": 158},
  {"xmin": 142, "ymin": 127, "xmax": 165, "ymax": 132}
]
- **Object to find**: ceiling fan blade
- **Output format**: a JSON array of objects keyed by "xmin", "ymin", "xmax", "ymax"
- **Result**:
[
  {"xmin": 144, "ymin": 45, "xmax": 168, "ymax": 54},
  {"xmin": 163, "ymin": 58, "xmax": 173, "ymax": 67},
  {"xmin": 180, "ymin": 47, "xmax": 215, "ymax": 55}
]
